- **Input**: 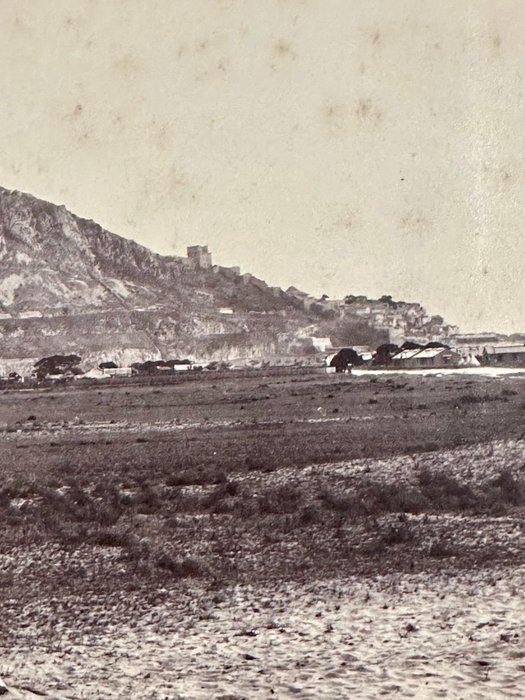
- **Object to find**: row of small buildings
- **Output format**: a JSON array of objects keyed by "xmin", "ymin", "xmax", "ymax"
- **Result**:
[
  {"xmin": 391, "ymin": 343, "xmax": 525, "ymax": 368},
  {"xmin": 389, "ymin": 346, "xmax": 467, "ymax": 368},
  {"xmin": 327, "ymin": 342, "xmax": 525, "ymax": 369}
]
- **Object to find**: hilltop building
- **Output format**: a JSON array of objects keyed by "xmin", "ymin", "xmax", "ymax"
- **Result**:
[
  {"xmin": 166, "ymin": 246, "xmax": 243, "ymax": 279},
  {"xmin": 212, "ymin": 265, "xmax": 241, "ymax": 279},
  {"xmin": 187, "ymin": 245, "xmax": 213, "ymax": 269}
]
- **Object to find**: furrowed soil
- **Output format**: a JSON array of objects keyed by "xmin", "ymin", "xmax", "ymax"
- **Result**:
[{"xmin": 0, "ymin": 371, "xmax": 525, "ymax": 698}]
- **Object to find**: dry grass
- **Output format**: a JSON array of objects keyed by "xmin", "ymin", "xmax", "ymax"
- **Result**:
[{"xmin": 0, "ymin": 372, "xmax": 523, "ymax": 598}]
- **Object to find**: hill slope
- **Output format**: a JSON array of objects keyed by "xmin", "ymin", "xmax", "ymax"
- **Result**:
[
  {"xmin": 0, "ymin": 186, "xmax": 457, "ymax": 371},
  {"xmin": 0, "ymin": 187, "xmax": 330, "ymax": 368}
]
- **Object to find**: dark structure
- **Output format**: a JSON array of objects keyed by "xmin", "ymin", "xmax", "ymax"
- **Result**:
[
  {"xmin": 330, "ymin": 348, "xmax": 362, "ymax": 373},
  {"xmin": 34, "ymin": 354, "xmax": 82, "ymax": 380},
  {"xmin": 373, "ymin": 343, "xmax": 399, "ymax": 366}
]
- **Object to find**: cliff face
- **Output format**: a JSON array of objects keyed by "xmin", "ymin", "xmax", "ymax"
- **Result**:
[
  {"xmin": 0, "ymin": 187, "xmax": 322, "ymax": 367},
  {"xmin": 0, "ymin": 187, "xmax": 176, "ymax": 313},
  {"xmin": 0, "ymin": 186, "xmax": 458, "ymax": 371}
]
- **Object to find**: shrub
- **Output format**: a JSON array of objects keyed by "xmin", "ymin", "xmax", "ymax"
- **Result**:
[
  {"xmin": 90, "ymin": 529, "xmax": 132, "ymax": 548},
  {"xmin": 428, "ymin": 540, "xmax": 456, "ymax": 558},
  {"xmin": 320, "ymin": 489, "xmax": 361, "ymax": 515},
  {"xmin": 380, "ymin": 522, "xmax": 415, "ymax": 545},
  {"xmin": 201, "ymin": 480, "xmax": 243, "ymax": 513},
  {"xmin": 359, "ymin": 481, "xmax": 425, "ymax": 515},
  {"xmin": 299, "ymin": 504, "xmax": 323, "ymax": 525},
  {"xmin": 156, "ymin": 553, "xmax": 207, "ymax": 578},
  {"xmin": 131, "ymin": 485, "xmax": 162, "ymax": 514},
  {"xmin": 417, "ymin": 470, "xmax": 477, "ymax": 511},
  {"xmin": 258, "ymin": 485, "xmax": 303, "ymax": 515},
  {"xmin": 484, "ymin": 470, "xmax": 525, "ymax": 510}
]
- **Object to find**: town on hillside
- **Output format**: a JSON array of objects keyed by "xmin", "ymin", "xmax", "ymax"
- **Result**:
[{"xmin": 0, "ymin": 238, "xmax": 523, "ymax": 381}]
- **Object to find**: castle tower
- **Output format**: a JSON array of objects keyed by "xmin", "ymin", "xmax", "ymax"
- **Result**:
[{"xmin": 187, "ymin": 245, "xmax": 213, "ymax": 269}]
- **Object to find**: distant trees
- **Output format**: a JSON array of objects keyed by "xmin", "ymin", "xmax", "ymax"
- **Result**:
[
  {"xmin": 400, "ymin": 341, "xmax": 423, "ymax": 351},
  {"xmin": 327, "ymin": 319, "xmax": 388, "ymax": 348},
  {"xmin": 373, "ymin": 343, "xmax": 399, "ymax": 366},
  {"xmin": 99, "ymin": 361, "xmax": 118, "ymax": 370},
  {"xmin": 34, "ymin": 354, "xmax": 82, "ymax": 380},
  {"xmin": 130, "ymin": 359, "xmax": 193, "ymax": 373},
  {"xmin": 379, "ymin": 295, "xmax": 398, "ymax": 309},
  {"xmin": 330, "ymin": 348, "xmax": 363, "ymax": 373},
  {"xmin": 344, "ymin": 295, "xmax": 367, "ymax": 305},
  {"xmin": 424, "ymin": 341, "xmax": 449, "ymax": 349}
]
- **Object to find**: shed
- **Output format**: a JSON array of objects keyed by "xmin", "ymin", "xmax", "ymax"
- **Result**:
[
  {"xmin": 392, "ymin": 347, "xmax": 461, "ymax": 368},
  {"xmin": 81, "ymin": 368, "xmax": 110, "ymax": 380},
  {"xmin": 102, "ymin": 367, "xmax": 133, "ymax": 377},
  {"xmin": 482, "ymin": 345, "xmax": 525, "ymax": 366},
  {"xmin": 408, "ymin": 347, "xmax": 461, "ymax": 368}
]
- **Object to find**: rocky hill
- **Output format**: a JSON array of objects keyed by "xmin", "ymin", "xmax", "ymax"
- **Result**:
[{"xmin": 0, "ymin": 186, "xmax": 457, "ymax": 372}]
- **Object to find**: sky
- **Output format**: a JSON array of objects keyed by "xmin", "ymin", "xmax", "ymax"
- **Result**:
[{"xmin": 0, "ymin": 0, "xmax": 524, "ymax": 333}]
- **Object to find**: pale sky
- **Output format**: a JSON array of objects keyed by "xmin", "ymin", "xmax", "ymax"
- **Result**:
[{"xmin": 0, "ymin": 0, "xmax": 524, "ymax": 333}]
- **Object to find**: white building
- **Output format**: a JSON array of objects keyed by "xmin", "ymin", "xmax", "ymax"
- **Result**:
[
  {"xmin": 102, "ymin": 367, "xmax": 134, "ymax": 377},
  {"xmin": 19, "ymin": 311, "xmax": 43, "ymax": 319}
]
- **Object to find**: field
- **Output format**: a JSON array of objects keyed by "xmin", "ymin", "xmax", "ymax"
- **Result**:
[{"xmin": 1, "ymin": 370, "xmax": 525, "ymax": 698}]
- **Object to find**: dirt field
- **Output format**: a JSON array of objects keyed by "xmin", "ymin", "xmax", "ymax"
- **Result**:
[{"xmin": 0, "ymin": 371, "xmax": 525, "ymax": 698}]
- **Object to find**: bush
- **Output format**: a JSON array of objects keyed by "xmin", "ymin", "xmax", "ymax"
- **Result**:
[
  {"xmin": 156, "ymin": 553, "xmax": 207, "ymax": 578},
  {"xmin": 380, "ymin": 522, "xmax": 415, "ymax": 545},
  {"xmin": 417, "ymin": 470, "xmax": 477, "ymax": 511},
  {"xmin": 320, "ymin": 489, "xmax": 361, "ymax": 515},
  {"xmin": 201, "ymin": 480, "xmax": 243, "ymax": 513},
  {"xmin": 90, "ymin": 529, "xmax": 132, "ymax": 548},
  {"xmin": 428, "ymin": 540, "xmax": 456, "ymax": 558},
  {"xmin": 131, "ymin": 485, "xmax": 162, "ymax": 514},
  {"xmin": 299, "ymin": 504, "xmax": 323, "ymax": 525},
  {"xmin": 356, "ymin": 481, "xmax": 425, "ymax": 515},
  {"xmin": 484, "ymin": 470, "xmax": 525, "ymax": 510},
  {"xmin": 258, "ymin": 485, "xmax": 303, "ymax": 515},
  {"xmin": 37, "ymin": 486, "xmax": 123, "ymax": 526}
]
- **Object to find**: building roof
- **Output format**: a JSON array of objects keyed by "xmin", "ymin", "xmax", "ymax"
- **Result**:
[
  {"xmin": 484, "ymin": 345, "xmax": 525, "ymax": 355},
  {"xmin": 411, "ymin": 347, "xmax": 449, "ymax": 359},
  {"xmin": 393, "ymin": 347, "xmax": 458, "ymax": 361},
  {"xmin": 392, "ymin": 349, "xmax": 421, "ymax": 360}
]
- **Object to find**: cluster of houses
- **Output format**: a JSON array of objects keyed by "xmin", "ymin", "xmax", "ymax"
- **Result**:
[
  {"xmin": 81, "ymin": 359, "xmax": 197, "ymax": 381},
  {"xmin": 286, "ymin": 291, "xmax": 459, "ymax": 342},
  {"xmin": 326, "ymin": 339, "xmax": 525, "ymax": 372},
  {"xmin": 167, "ymin": 247, "xmax": 462, "ymax": 343},
  {"xmin": 5, "ymin": 357, "xmax": 200, "ymax": 383},
  {"xmin": 1, "ymin": 340, "xmax": 524, "ymax": 384}
]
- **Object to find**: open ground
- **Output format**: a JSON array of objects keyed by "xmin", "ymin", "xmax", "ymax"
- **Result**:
[{"xmin": 1, "ymin": 370, "xmax": 525, "ymax": 698}]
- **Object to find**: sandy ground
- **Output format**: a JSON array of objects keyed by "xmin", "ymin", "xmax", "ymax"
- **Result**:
[
  {"xmin": 1, "ymin": 567, "xmax": 525, "ymax": 699},
  {"xmin": 2, "ymin": 435, "xmax": 525, "ymax": 699},
  {"xmin": 0, "ymin": 375, "xmax": 523, "ymax": 699},
  {"xmin": 352, "ymin": 367, "xmax": 525, "ymax": 378}
]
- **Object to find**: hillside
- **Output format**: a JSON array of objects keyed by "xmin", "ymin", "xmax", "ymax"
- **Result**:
[{"xmin": 0, "ymin": 186, "xmax": 457, "ymax": 371}]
